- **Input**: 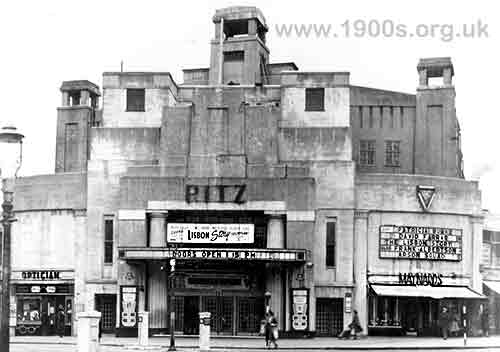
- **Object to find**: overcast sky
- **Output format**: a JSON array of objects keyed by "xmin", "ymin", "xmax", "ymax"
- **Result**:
[{"xmin": 1, "ymin": 0, "xmax": 498, "ymax": 213}]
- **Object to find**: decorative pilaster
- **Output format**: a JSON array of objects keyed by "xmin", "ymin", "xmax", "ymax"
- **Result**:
[
  {"xmin": 353, "ymin": 210, "xmax": 369, "ymax": 334},
  {"xmin": 471, "ymin": 215, "xmax": 484, "ymax": 292}
]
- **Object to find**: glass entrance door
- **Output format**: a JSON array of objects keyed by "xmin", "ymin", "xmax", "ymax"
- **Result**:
[{"xmin": 202, "ymin": 293, "xmax": 234, "ymax": 335}]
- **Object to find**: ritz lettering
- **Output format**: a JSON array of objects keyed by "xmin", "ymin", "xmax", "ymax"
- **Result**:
[{"xmin": 185, "ymin": 184, "xmax": 246, "ymax": 204}]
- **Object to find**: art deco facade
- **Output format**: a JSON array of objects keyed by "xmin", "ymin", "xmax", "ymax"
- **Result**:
[{"xmin": 7, "ymin": 6, "xmax": 485, "ymax": 338}]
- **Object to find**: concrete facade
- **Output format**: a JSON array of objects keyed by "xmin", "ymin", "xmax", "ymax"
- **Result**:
[
  {"xmin": 482, "ymin": 212, "xmax": 500, "ymax": 334},
  {"xmin": 7, "ymin": 5, "xmax": 483, "ymax": 339}
]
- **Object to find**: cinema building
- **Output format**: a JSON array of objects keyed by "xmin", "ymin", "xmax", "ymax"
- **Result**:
[{"xmin": 7, "ymin": 6, "xmax": 484, "ymax": 337}]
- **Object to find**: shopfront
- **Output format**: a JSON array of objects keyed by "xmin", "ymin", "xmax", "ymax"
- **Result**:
[
  {"xmin": 367, "ymin": 275, "xmax": 485, "ymax": 336},
  {"xmin": 13, "ymin": 270, "xmax": 74, "ymax": 336}
]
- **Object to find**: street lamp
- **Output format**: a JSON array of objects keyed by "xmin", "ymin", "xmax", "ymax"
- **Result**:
[
  {"xmin": 168, "ymin": 257, "xmax": 176, "ymax": 351},
  {"xmin": 264, "ymin": 291, "xmax": 272, "ymax": 314},
  {"xmin": 0, "ymin": 126, "xmax": 24, "ymax": 352}
]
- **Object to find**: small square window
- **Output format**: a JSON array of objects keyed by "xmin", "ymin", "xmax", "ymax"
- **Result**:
[
  {"xmin": 385, "ymin": 140, "xmax": 400, "ymax": 167},
  {"xmin": 359, "ymin": 140, "xmax": 376, "ymax": 166},
  {"xmin": 305, "ymin": 88, "xmax": 325, "ymax": 111},
  {"xmin": 126, "ymin": 89, "xmax": 145, "ymax": 112}
]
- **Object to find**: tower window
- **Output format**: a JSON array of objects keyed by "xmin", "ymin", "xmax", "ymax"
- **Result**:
[
  {"xmin": 326, "ymin": 221, "xmax": 336, "ymax": 267},
  {"xmin": 305, "ymin": 88, "xmax": 325, "ymax": 111},
  {"xmin": 104, "ymin": 217, "xmax": 114, "ymax": 264},
  {"xmin": 223, "ymin": 51, "xmax": 244, "ymax": 62},
  {"xmin": 359, "ymin": 140, "xmax": 376, "ymax": 166},
  {"xmin": 126, "ymin": 88, "xmax": 145, "ymax": 112},
  {"xmin": 385, "ymin": 140, "xmax": 401, "ymax": 167}
]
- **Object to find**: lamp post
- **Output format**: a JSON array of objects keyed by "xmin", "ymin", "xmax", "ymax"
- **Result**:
[
  {"xmin": 168, "ymin": 258, "xmax": 176, "ymax": 351},
  {"xmin": 264, "ymin": 291, "xmax": 271, "ymax": 314},
  {"xmin": 0, "ymin": 126, "xmax": 24, "ymax": 352}
]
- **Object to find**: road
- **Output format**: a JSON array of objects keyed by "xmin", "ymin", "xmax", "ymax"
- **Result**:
[{"xmin": 10, "ymin": 345, "xmax": 500, "ymax": 352}]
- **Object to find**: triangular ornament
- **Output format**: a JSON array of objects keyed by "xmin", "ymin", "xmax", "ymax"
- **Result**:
[{"xmin": 416, "ymin": 185, "xmax": 436, "ymax": 211}]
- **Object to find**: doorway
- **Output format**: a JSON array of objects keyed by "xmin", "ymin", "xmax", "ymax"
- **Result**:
[
  {"xmin": 95, "ymin": 294, "xmax": 117, "ymax": 334},
  {"xmin": 202, "ymin": 294, "xmax": 234, "ymax": 335},
  {"xmin": 316, "ymin": 298, "xmax": 344, "ymax": 336},
  {"xmin": 40, "ymin": 296, "xmax": 66, "ymax": 335},
  {"xmin": 183, "ymin": 296, "xmax": 199, "ymax": 335}
]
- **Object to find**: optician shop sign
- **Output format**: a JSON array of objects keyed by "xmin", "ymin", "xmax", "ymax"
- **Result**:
[
  {"xmin": 379, "ymin": 225, "xmax": 462, "ymax": 261},
  {"xmin": 167, "ymin": 223, "xmax": 254, "ymax": 244}
]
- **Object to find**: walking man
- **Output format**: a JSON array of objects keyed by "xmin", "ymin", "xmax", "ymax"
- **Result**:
[{"xmin": 439, "ymin": 306, "xmax": 450, "ymax": 340}]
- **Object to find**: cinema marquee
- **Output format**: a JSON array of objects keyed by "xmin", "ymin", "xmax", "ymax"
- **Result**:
[{"xmin": 379, "ymin": 225, "xmax": 463, "ymax": 261}]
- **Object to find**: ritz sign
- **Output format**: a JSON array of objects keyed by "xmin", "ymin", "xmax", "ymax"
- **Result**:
[{"xmin": 185, "ymin": 184, "xmax": 246, "ymax": 204}]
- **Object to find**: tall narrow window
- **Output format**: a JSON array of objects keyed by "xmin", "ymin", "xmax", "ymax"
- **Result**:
[
  {"xmin": 126, "ymin": 88, "xmax": 145, "ymax": 112},
  {"xmin": 326, "ymin": 222, "xmax": 336, "ymax": 267},
  {"xmin": 64, "ymin": 123, "xmax": 79, "ymax": 172},
  {"xmin": 104, "ymin": 217, "xmax": 114, "ymax": 264},
  {"xmin": 305, "ymin": 88, "xmax": 325, "ymax": 111},
  {"xmin": 385, "ymin": 140, "xmax": 401, "ymax": 167},
  {"xmin": 359, "ymin": 140, "xmax": 376, "ymax": 166}
]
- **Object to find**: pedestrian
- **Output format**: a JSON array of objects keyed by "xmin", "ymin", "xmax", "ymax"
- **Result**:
[
  {"xmin": 439, "ymin": 306, "xmax": 450, "ymax": 340},
  {"xmin": 264, "ymin": 310, "xmax": 278, "ymax": 349},
  {"xmin": 350, "ymin": 310, "xmax": 362, "ymax": 339},
  {"xmin": 338, "ymin": 310, "xmax": 362, "ymax": 339},
  {"xmin": 55, "ymin": 304, "xmax": 66, "ymax": 338},
  {"xmin": 98, "ymin": 316, "xmax": 103, "ymax": 341}
]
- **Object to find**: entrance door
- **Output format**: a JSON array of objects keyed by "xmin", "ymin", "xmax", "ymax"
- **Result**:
[
  {"xmin": 316, "ymin": 298, "xmax": 344, "ymax": 336},
  {"xmin": 237, "ymin": 297, "xmax": 264, "ymax": 335},
  {"xmin": 95, "ymin": 294, "xmax": 117, "ymax": 334},
  {"xmin": 183, "ymin": 296, "xmax": 199, "ymax": 335},
  {"xmin": 40, "ymin": 296, "xmax": 65, "ymax": 336},
  {"xmin": 401, "ymin": 298, "xmax": 418, "ymax": 333},
  {"xmin": 202, "ymin": 293, "xmax": 234, "ymax": 335}
]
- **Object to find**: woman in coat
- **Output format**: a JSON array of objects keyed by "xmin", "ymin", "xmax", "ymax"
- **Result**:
[{"xmin": 264, "ymin": 310, "xmax": 278, "ymax": 349}]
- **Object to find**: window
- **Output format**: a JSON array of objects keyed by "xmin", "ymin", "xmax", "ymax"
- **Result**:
[
  {"xmin": 305, "ymin": 88, "xmax": 325, "ymax": 111},
  {"xmin": 359, "ymin": 140, "xmax": 376, "ymax": 166},
  {"xmin": 326, "ymin": 222, "xmax": 336, "ymax": 267},
  {"xmin": 385, "ymin": 140, "xmax": 400, "ymax": 167},
  {"xmin": 17, "ymin": 297, "xmax": 41, "ymax": 323},
  {"xmin": 126, "ymin": 89, "xmax": 145, "ymax": 112},
  {"xmin": 104, "ymin": 217, "xmax": 114, "ymax": 264},
  {"xmin": 223, "ymin": 51, "xmax": 244, "ymax": 62}
]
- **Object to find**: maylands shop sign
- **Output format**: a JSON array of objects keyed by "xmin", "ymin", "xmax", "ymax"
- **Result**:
[
  {"xmin": 398, "ymin": 272, "xmax": 443, "ymax": 286},
  {"xmin": 379, "ymin": 225, "xmax": 462, "ymax": 261},
  {"xmin": 167, "ymin": 223, "xmax": 254, "ymax": 244}
]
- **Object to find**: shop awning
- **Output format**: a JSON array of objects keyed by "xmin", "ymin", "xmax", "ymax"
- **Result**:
[
  {"xmin": 370, "ymin": 284, "xmax": 485, "ymax": 299},
  {"xmin": 484, "ymin": 281, "xmax": 500, "ymax": 294}
]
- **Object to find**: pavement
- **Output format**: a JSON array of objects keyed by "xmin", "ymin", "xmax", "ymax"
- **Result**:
[{"xmin": 10, "ymin": 334, "xmax": 500, "ymax": 351}]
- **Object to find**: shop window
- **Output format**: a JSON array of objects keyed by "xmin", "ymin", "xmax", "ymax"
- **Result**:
[
  {"xmin": 359, "ymin": 140, "xmax": 376, "ymax": 166},
  {"xmin": 384, "ymin": 140, "xmax": 400, "ymax": 167},
  {"xmin": 126, "ymin": 88, "xmax": 145, "ymax": 112},
  {"xmin": 17, "ymin": 298, "xmax": 41, "ymax": 323},
  {"xmin": 305, "ymin": 88, "xmax": 325, "ymax": 111},
  {"xmin": 104, "ymin": 217, "xmax": 114, "ymax": 264},
  {"xmin": 326, "ymin": 221, "xmax": 336, "ymax": 267}
]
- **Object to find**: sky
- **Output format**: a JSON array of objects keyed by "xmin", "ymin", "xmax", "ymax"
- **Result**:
[{"xmin": 0, "ymin": 0, "xmax": 498, "ymax": 212}]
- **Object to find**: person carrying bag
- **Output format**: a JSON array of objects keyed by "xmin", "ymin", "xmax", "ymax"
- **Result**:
[{"xmin": 264, "ymin": 310, "xmax": 279, "ymax": 349}]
